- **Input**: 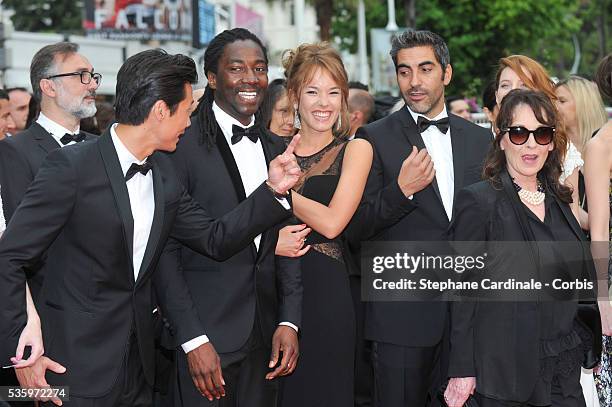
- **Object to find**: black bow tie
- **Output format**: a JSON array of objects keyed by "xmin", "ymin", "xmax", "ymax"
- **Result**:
[
  {"xmin": 416, "ymin": 116, "xmax": 450, "ymax": 134},
  {"xmin": 59, "ymin": 132, "xmax": 86, "ymax": 145},
  {"xmin": 125, "ymin": 161, "xmax": 153, "ymax": 181},
  {"xmin": 231, "ymin": 124, "xmax": 259, "ymax": 145}
]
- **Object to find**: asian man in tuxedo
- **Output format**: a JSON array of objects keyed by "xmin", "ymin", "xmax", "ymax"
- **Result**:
[
  {"xmin": 156, "ymin": 28, "xmax": 301, "ymax": 407},
  {"xmin": 0, "ymin": 49, "xmax": 301, "ymax": 406}
]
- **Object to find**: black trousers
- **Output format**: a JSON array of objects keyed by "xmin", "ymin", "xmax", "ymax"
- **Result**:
[
  {"xmin": 163, "ymin": 317, "xmax": 277, "ymax": 407},
  {"xmin": 42, "ymin": 334, "xmax": 152, "ymax": 406},
  {"xmin": 475, "ymin": 358, "xmax": 586, "ymax": 407},
  {"xmin": 476, "ymin": 391, "xmax": 586, "ymax": 407},
  {"xmin": 349, "ymin": 275, "xmax": 373, "ymax": 407},
  {"xmin": 372, "ymin": 340, "xmax": 446, "ymax": 407}
]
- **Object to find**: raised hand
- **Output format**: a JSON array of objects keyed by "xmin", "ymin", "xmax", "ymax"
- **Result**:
[
  {"xmin": 268, "ymin": 134, "xmax": 302, "ymax": 195},
  {"xmin": 397, "ymin": 146, "xmax": 435, "ymax": 197},
  {"xmin": 186, "ymin": 342, "xmax": 225, "ymax": 401}
]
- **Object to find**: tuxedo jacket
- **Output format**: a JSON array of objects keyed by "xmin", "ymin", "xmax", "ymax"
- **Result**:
[
  {"xmin": 0, "ymin": 130, "xmax": 291, "ymax": 397},
  {"xmin": 350, "ymin": 107, "xmax": 492, "ymax": 347},
  {"xmin": 0, "ymin": 122, "xmax": 96, "ymax": 219},
  {"xmin": 158, "ymin": 118, "xmax": 302, "ymax": 354},
  {"xmin": 447, "ymin": 171, "xmax": 596, "ymax": 402},
  {"xmin": 0, "ymin": 123, "xmax": 96, "ymax": 298}
]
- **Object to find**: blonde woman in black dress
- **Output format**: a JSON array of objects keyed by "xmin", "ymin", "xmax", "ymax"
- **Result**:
[{"xmin": 278, "ymin": 43, "xmax": 373, "ymax": 407}]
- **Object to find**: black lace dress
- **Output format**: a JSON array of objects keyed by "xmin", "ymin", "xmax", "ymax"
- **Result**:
[{"xmin": 279, "ymin": 138, "xmax": 356, "ymax": 407}]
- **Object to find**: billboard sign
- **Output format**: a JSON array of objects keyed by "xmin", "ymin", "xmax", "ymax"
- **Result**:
[{"xmin": 83, "ymin": 0, "xmax": 192, "ymax": 42}]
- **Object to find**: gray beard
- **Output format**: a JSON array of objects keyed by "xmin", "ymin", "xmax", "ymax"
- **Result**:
[{"xmin": 70, "ymin": 102, "xmax": 97, "ymax": 119}]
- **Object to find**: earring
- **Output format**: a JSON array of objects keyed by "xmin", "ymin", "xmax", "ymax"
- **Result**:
[
  {"xmin": 293, "ymin": 104, "xmax": 301, "ymax": 129},
  {"xmin": 336, "ymin": 115, "xmax": 342, "ymax": 131}
]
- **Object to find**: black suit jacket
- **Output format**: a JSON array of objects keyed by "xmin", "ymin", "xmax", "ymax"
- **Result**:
[
  {"xmin": 0, "ymin": 123, "xmax": 97, "ymax": 298},
  {"xmin": 0, "ymin": 122, "xmax": 96, "ymax": 219},
  {"xmin": 158, "ymin": 119, "xmax": 302, "ymax": 354},
  {"xmin": 447, "ymin": 171, "xmax": 595, "ymax": 401},
  {"xmin": 350, "ymin": 107, "xmax": 491, "ymax": 346},
  {"xmin": 0, "ymin": 130, "xmax": 291, "ymax": 397}
]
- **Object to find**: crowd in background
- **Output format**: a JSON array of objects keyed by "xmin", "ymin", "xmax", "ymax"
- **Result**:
[{"xmin": 0, "ymin": 27, "xmax": 610, "ymax": 407}]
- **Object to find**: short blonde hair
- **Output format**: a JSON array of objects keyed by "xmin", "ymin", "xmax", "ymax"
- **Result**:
[
  {"xmin": 282, "ymin": 42, "xmax": 350, "ymax": 138},
  {"xmin": 556, "ymin": 76, "xmax": 608, "ymax": 152}
]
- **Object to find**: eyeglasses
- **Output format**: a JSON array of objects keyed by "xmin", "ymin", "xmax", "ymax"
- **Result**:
[
  {"xmin": 46, "ymin": 71, "xmax": 102, "ymax": 86},
  {"xmin": 502, "ymin": 126, "xmax": 555, "ymax": 145}
]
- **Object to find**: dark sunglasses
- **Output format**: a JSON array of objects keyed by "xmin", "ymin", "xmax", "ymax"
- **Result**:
[{"xmin": 502, "ymin": 126, "xmax": 555, "ymax": 145}]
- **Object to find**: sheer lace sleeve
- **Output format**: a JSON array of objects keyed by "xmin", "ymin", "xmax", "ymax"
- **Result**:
[{"xmin": 560, "ymin": 142, "xmax": 584, "ymax": 184}]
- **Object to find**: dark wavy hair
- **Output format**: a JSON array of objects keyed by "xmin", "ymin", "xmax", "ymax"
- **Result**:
[{"xmin": 483, "ymin": 89, "xmax": 571, "ymax": 203}]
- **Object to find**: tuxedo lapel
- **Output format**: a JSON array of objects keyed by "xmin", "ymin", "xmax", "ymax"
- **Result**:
[
  {"xmin": 214, "ymin": 126, "xmax": 257, "ymax": 258},
  {"xmin": 31, "ymin": 123, "xmax": 62, "ymax": 153},
  {"xmin": 254, "ymin": 129, "xmax": 277, "ymax": 261},
  {"xmin": 136, "ymin": 155, "xmax": 165, "ymax": 285},
  {"xmin": 215, "ymin": 129, "xmax": 247, "ymax": 202},
  {"xmin": 449, "ymin": 116, "xmax": 466, "ymax": 213},
  {"xmin": 259, "ymin": 128, "xmax": 275, "ymax": 166},
  {"xmin": 397, "ymin": 108, "xmax": 444, "ymax": 208},
  {"xmin": 98, "ymin": 132, "xmax": 135, "ymax": 278}
]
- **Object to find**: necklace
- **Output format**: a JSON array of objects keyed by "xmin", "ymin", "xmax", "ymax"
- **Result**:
[{"xmin": 512, "ymin": 179, "xmax": 545, "ymax": 206}]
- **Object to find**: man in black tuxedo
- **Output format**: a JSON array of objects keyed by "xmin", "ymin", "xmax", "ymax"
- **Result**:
[
  {"xmin": 0, "ymin": 42, "xmax": 99, "ymax": 405},
  {"xmin": 156, "ymin": 28, "xmax": 301, "ymax": 407},
  {"xmin": 0, "ymin": 49, "xmax": 301, "ymax": 406},
  {"xmin": 350, "ymin": 30, "xmax": 492, "ymax": 406},
  {"xmin": 0, "ymin": 42, "xmax": 99, "ymax": 221}
]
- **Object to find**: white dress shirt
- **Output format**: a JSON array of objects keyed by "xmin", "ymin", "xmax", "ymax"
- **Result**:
[
  {"xmin": 36, "ymin": 113, "xmax": 81, "ymax": 147},
  {"xmin": 110, "ymin": 124, "xmax": 210, "ymax": 352},
  {"xmin": 213, "ymin": 102, "xmax": 270, "ymax": 250},
  {"xmin": 407, "ymin": 106, "xmax": 454, "ymax": 220},
  {"xmin": 211, "ymin": 102, "xmax": 297, "ymax": 333}
]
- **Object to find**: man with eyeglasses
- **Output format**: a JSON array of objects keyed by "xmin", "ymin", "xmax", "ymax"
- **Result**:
[
  {"xmin": 0, "ymin": 42, "xmax": 100, "ymax": 299},
  {"xmin": 0, "ymin": 42, "xmax": 100, "ymax": 224}
]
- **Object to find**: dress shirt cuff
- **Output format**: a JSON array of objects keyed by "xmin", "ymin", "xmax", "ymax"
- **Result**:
[
  {"xmin": 389, "ymin": 180, "xmax": 418, "ymax": 209},
  {"xmin": 181, "ymin": 335, "xmax": 210, "ymax": 353},
  {"xmin": 279, "ymin": 321, "xmax": 299, "ymax": 333}
]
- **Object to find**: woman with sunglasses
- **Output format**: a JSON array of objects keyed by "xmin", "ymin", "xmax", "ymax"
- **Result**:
[
  {"xmin": 494, "ymin": 55, "xmax": 587, "ymax": 228},
  {"xmin": 585, "ymin": 53, "xmax": 612, "ymax": 407},
  {"xmin": 444, "ymin": 89, "xmax": 599, "ymax": 407}
]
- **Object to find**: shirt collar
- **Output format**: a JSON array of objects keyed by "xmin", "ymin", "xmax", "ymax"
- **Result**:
[
  {"xmin": 110, "ymin": 123, "xmax": 148, "ymax": 177},
  {"xmin": 406, "ymin": 105, "xmax": 449, "ymax": 127},
  {"xmin": 36, "ymin": 112, "xmax": 80, "ymax": 141},
  {"xmin": 212, "ymin": 102, "xmax": 255, "ymax": 144}
]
